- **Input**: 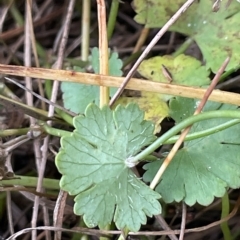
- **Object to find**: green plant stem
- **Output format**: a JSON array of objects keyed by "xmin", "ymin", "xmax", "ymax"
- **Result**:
[
  {"xmin": 0, "ymin": 82, "xmax": 19, "ymax": 100},
  {"xmin": 219, "ymin": 66, "xmax": 240, "ymax": 82},
  {"xmin": 44, "ymin": 80, "xmax": 52, "ymax": 100},
  {"xmin": 117, "ymin": 227, "xmax": 129, "ymax": 240},
  {"xmin": 0, "ymin": 176, "xmax": 59, "ymax": 189},
  {"xmin": 42, "ymin": 123, "xmax": 72, "ymax": 138},
  {"xmin": 164, "ymin": 119, "xmax": 240, "ymax": 144},
  {"xmin": 107, "ymin": 0, "xmax": 120, "ymax": 41},
  {"xmin": 172, "ymin": 38, "xmax": 194, "ymax": 57},
  {"xmin": 10, "ymin": 2, "xmax": 24, "ymax": 26},
  {"xmin": 0, "ymin": 120, "xmax": 73, "ymax": 138},
  {"xmin": 130, "ymin": 110, "xmax": 240, "ymax": 163},
  {"xmin": 221, "ymin": 192, "xmax": 232, "ymax": 240},
  {"xmin": 55, "ymin": 108, "xmax": 74, "ymax": 126},
  {"xmin": 0, "ymin": 128, "xmax": 29, "ymax": 137},
  {"xmin": 233, "ymin": 231, "xmax": 240, "ymax": 240}
]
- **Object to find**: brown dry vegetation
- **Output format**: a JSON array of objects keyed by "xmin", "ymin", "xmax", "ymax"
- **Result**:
[{"xmin": 0, "ymin": 1, "xmax": 240, "ymax": 240}]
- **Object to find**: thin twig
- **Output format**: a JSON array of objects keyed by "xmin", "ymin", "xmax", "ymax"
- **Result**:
[
  {"xmin": 179, "ymin": 202, "xmax": 187, "ymax": 240},
  {"xmin": 4, "ymin": 77, "xmax": 76, "ymax": 116},
  {"xmin": 6, "ymin": 191, "xmax": 14, "ymax": 236},
  {"xmin": 6, "ymin": 194, "xmax": 240, "ymax": 240},
  {"xmin": 0, "ymin": 1, "xmax": 12, "ymax": 33},
  {"xmin": 0, "ymin": 7, "xmax": 64, "ymax": 41},
  {"xmin": 109, "ymin": 0, "xmax": 197, "ymax": 106},
  {"xmin": 26, "ymin": 0, "xmax": 46, "ymax": 111},
  {"xmin": 24, "ymin": 2, "xmax": 41, "ymax": 240},
  {"xmin": 150, "ymin": 57, "xmax": 230, "ymax": 189},
  {"xmin": 53, "ymin": 191, "xmax": 68, "ymax": 240},
  {"xmin": 50, "ymin": 1, "xmax": 76, "ymax": 240},
  {"xmin": 154, "ymin": 215, "xmax": 178, "ymax": 240},
  {"xmin": 3, "ymin": 1, "xmax": 53, "ymax": 65},
  {"xmin": 24, "ymin": 0, "xmax": 33, "ymax": 113}
]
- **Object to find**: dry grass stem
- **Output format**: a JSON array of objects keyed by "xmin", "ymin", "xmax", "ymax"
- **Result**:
[{"xmin": 0, "ymin": 64, "xmax": 240, "ymax": 106}]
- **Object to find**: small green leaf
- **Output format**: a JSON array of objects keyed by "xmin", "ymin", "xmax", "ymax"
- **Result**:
[
  {"xmin": 61, "ymin": 81, "xmax": 100, "ymax": 114},
  {"xmin": 91, "ymin": 47, "xmax": 123, "ymax": 76},
  {"xmin": 138, "ymin": 54, "xmax": 210, "ymax": 86},
  {"xmin": 134, "ymin": 0, "xmax": 240, "ymax": 72},
  {"xmin": 143, "ymin": 97, "xmax": 240, "ymax": 206},
  {"xmin": 61, "ymin": 48, "xmax": 123, "ymax": 114},
  {"xmin": 56, "ymin": 103, "xmax": 161, "ymax": 232}
]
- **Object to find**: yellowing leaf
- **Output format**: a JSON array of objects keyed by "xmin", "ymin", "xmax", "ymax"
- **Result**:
[
  {"xmin": 115, "ymin": 54, "xmax": 209, "ymax": 133},
  {"xmin": 138, "ymin": 54, "xmax": 210, "ymax": 86},
  {"xmin": 134, "ymin": 0, "xmax": 240, "ymax": 72}
]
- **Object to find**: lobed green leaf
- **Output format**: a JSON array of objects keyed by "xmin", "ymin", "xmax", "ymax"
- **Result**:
[
  {"xmin": 143, "ymin": 97, "xmax": 240, "ymax": 206},
  {"xmin": 56, "ymin": 103, "xmax": 161, "ymax": 231}
]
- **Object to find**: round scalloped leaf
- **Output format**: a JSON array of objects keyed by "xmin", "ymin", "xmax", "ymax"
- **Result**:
[
  {"xmin": 134, "ymin": 0, "xmax": 240, "ymax": 72},
  {"xmin": 56, "ymin": 103, "xmax": 161, "ymax": 232},
  {"xmin": 143, "ymin": 98, "xmax": 240, "ymax": 206},
  {"xmin": 138, "ymin": 54, "xmax": 210, "ymax": 86}
]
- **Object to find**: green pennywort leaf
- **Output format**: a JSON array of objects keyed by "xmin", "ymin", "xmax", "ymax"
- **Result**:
[
  {"xmin": 56, "ymin": 103, "xmax": 161, "ymax": 232},
  {"xmin": 143, "ymin": 97, "xmax": 240, "ymax": 206}
]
